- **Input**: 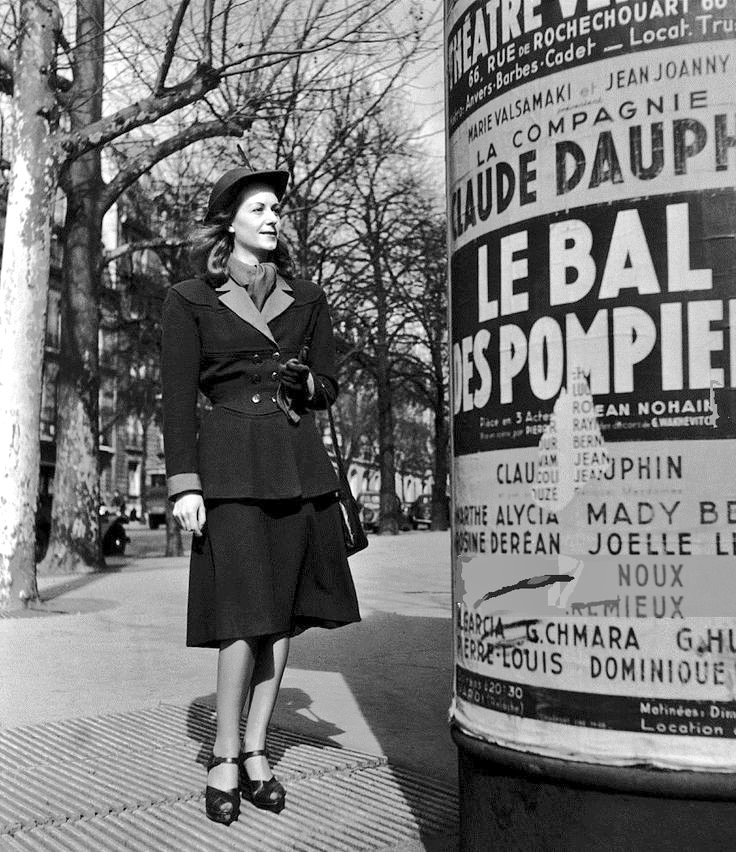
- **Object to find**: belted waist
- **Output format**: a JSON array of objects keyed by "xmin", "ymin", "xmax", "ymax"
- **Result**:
[
  {"xmin": 202, "ymin": 348, "xmax": 302, "ymax": 416},
  {"xmin": 210, "ymin": 382, "xmax": 282, "ymax": 414}
]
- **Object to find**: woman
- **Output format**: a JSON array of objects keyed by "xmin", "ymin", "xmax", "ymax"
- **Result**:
[{"xmin": 161, "ymin": 165, "xmax": 360, "ymax": 825}]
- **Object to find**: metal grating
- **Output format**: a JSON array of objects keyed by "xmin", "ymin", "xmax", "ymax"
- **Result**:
[{"xmin": 0, "ymin": 703, "xmax": 458, "ymax": 851}]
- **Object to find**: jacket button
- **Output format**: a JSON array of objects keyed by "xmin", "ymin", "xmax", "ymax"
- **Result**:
[
  {"xmin": 251, "ymin": 374, "xmax": 261, "ymax": 384},
  {"xmin": 271, "ymin": 370, "xmax": 279, "ymax": 381},
  {"xmin": 272, "ymin": 351, "xmax": 280, "ymax": 360},
  {"xmin": 252, "ymin": 354, "xmax": 262, "ymax": 364},
  {"xmin": 251, "ymin": 393, "xmax": 261, "ymax": 404}
]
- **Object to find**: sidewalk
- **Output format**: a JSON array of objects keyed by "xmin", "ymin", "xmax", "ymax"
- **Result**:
[{"xmin": 0, "ymin": 531, "xmax": 458, "ymax": 850}]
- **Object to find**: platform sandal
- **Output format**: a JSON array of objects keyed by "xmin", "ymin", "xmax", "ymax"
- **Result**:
[
  {"xmin": 239, "ymin": 749, "xmax": 286, "ymax": 813},
  {"xmin": 206, "ymin": 755, "xmax": 241, "ymax": 825}
]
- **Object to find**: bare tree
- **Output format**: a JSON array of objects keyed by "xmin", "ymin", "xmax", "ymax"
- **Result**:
[
  {"xmin": 48, "ymin": 0, "xmax": 106, "ymax": 571},
  {"xmin": 323, "ymin": 113, "xmax": 422, "ymax": 534},
  {"xmin": 300, "ymin": 99, "xmax": 448, "ymax": 533},
  {"xmin": 392, "ymin": 208, "xmax": 449, "ymax": 530},
  {"xmin": 0, "ymin": 0, "xmax": 428, "ymax": 594}
]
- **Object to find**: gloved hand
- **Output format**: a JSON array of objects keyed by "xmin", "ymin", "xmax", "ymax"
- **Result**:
[{"xmin": 279, "ymin": 358, "xmax": 311, "ymax": 395}]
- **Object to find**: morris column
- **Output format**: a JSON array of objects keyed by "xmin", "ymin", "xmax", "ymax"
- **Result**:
[{"xmin": 445, "ymin": 1, "xmax": 736, "ymax": 848}]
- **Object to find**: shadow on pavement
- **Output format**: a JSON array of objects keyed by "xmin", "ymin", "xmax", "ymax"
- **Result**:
[
  {"xmin": 38, "ymin": 570, "xmax": 119, "ymax": 602},
  {"xmin": 184, "ymin": 610, "xmax": 456, "ymax": 848},
  {"xmin": 28, "ymin": 565, "xmax": 125, "ymax": 616},
  {"xmin": 285, "ymin": 611, "xmax": 457, "ymax": 847},
  {"xmin": 185, "ymin": 687, "xmax": 346, "ymax": 772}
]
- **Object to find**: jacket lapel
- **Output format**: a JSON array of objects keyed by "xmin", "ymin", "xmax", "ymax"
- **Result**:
[
  {"xmin": 261, "ymin": 277, "xmax": 295, "ymax": 326},
  {"xmin": 216, "ymin": 279, "xmax": 277, "ymax": 344}
]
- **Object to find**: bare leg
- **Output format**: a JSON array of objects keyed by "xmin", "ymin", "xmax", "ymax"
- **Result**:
[
  {"xmin": 243, "ymin": 632, "xmax": 290, "ymax": 780},
  {"xmin": 208, "ymin": 638, "xmax": 257, "ymax": 791}
]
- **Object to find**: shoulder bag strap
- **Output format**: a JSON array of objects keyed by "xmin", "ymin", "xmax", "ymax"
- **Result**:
[
  {"xmin": 299, "ymin": 297, "xmax": 322, "ymax": 363},
  {"xmin": 316, "ymin": 377, "xmax": 350, "ymax": 486}
]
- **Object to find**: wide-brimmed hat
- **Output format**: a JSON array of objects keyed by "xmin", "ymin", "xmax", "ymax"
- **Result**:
[{"xmin": 205, "ymin": 167, "xmax": 289, "ymax": 222}]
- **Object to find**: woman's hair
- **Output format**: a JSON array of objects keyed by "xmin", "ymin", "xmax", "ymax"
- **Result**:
[{"xmin": 189, "ymin": 192, "xmax": 294, "ymax": 284}]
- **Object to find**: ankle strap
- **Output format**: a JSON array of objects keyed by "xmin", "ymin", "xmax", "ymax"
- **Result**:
[
  {"xmin": 243, "ymin": 749, "xmax": 267, "ymax": 759},
  {"xmin": 209, "ymin": 755, "xmax": 239, "ymax": 768}
]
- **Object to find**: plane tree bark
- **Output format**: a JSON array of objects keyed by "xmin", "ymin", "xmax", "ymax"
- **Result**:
[{"xmin": 0, "ymin": 0, "xmax": 62, "ymax": 607}]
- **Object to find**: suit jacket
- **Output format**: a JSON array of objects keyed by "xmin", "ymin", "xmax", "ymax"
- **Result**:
[{"xmin": 161, "ymin": 273, "xmax": 339, "ymax": 501}]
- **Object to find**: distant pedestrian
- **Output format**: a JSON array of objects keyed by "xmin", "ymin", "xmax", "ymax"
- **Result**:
[
  {"xmin": 111, "ymin": 489, "xmax": 126, "ymax": 518},
  {"xmin": 161, "ymin": 163, "xmax": 360, "ymax": 825}
]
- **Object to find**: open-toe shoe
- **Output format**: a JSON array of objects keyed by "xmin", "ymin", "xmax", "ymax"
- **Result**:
[
  {"xmin": 239, "ymin": 749, "xmax": 285, "ymax": 813},
  {"xmin": 206, "ymin": 755, "xmax": 241, "ymax": 825}
]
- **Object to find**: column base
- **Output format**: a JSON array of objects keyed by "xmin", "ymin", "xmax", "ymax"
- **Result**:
[{"xmin": 452, "ymin": 724, "xmax": 736, "ymax": 851}]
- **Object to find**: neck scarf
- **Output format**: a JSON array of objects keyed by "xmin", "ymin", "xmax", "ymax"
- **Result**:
[{"xmin": 228, "ymin": 256, "xmax": 278, "ymax": 311}]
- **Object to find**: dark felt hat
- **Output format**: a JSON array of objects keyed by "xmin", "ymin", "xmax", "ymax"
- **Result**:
[{"xmin": 205, "ymin": 167, "xmax": 289, "ymax": 221}]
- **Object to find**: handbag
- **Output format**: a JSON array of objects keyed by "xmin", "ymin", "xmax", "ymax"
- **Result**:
[
  {"xmin": 316, "ymin": 377, "xmax": 369, "ymax": 558},
  {"xmin": 298, "ymin": 319, "xmax": 368, "ymax": 558}
]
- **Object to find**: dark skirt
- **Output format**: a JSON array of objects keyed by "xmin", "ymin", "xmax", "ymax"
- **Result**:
[{"xmin": 186, "ymin": 493, "xmax": 361, "ymax": 647}]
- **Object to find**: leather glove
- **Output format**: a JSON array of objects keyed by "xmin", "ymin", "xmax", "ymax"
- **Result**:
[{"xmin": 279, "ymin": 358, "xmax": 311, "ymax": 395}]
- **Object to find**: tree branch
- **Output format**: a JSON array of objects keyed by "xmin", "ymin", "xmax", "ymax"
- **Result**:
[
  {"xmin": 101, "ymin": 238, "xmax": 187, "ymax": 267},
  {"xmin": 100, "ymin": 116, "xmax": 252, "ymax": 211},
  {"xmin": 57, "ymin": 63, "xmax": 221, "ymax": 160},
  {"xmin": 202, "ymin": 0, "xmax": 215, "ymax": 66},
  {"xmin": 154, "ymin": 0, "xmax": 191, "ymax": 94}
]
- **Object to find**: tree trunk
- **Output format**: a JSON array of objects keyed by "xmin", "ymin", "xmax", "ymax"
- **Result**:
[
  {"xmin": 39, "ymin": 0, "xmax": 104, "ymax": 575},
  {"xmin": 0, "ymin": 1, "xmax": 61, "ymax": 609},
  {"xmin": 165, "ymin": 501, "xmax": 183, "ymax": 557},
  {"xmin": 376, "ymin": 344, "xmax": 398, "ymax": 535},
  {"xmin": 139, "ymin": 415, "xmax": 148, "ymax": 520},
  {"xmin": 431, "ymin": 401, "xmax": 449, "ymax": 531}
]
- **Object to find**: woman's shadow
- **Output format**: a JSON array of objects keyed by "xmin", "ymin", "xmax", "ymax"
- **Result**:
[{"xmin": 186, "ymin": 687, "xmax": 346, "ymax": 773}]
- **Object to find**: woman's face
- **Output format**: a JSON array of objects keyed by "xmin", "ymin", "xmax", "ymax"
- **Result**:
[{"xmin": 229, "ymin": 183, "xmax": 281, "ymax": 262}]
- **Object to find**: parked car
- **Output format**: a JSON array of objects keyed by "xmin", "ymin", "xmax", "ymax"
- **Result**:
[
  {"xmin": 357, "ymin": 491, "xmax": 411, "ymax": 532},
  {"xmin": 35, "ymin": 499, "xmax": 129, "ymax": 560},
  {"xmin": 408, "ymin": 494, "xmax": 433, "ymax": 530},
  {"xmin": 408, "ymin": 494, "xmax": 450, "ymax": 530}
]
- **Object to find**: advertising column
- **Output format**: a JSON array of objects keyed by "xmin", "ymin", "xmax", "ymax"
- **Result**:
[{"xmin": 447, "ymin": 0, "xmax": 736, "ymax": 788}]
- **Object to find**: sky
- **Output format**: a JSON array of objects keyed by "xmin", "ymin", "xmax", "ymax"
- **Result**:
[{"xmin": 400, "ymin": 3, "xmax": 447, "ymax": 181}]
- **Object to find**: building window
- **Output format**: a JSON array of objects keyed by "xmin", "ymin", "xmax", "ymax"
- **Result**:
[
  {"xmin": 45, "ymin": 289, "xmax": 61, "ymax": 350},
  {"xmin": 50, "ymin": 232, "xmax": 63, "ymax": 270},
  {"xmin": 99, "ymin": 328, "xmax": 117, "ymax": 370},
  {"xmin": 99, "ymin": 415, "xmax": 115, "ymax": 449},
  {"xmin": 40, "ymin": 362, "xmax": 59, "ymax": 439},
  {"xmin": 126, "ymin": 415, "xmax": 143, "ymax": 450},
  {"xmin": 128, "ymin": 460, "xmax": 141, "ymax": 498},
  {"xmin": 100, "ymin": 465, "xmax": 111, "ymax": 499}
]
